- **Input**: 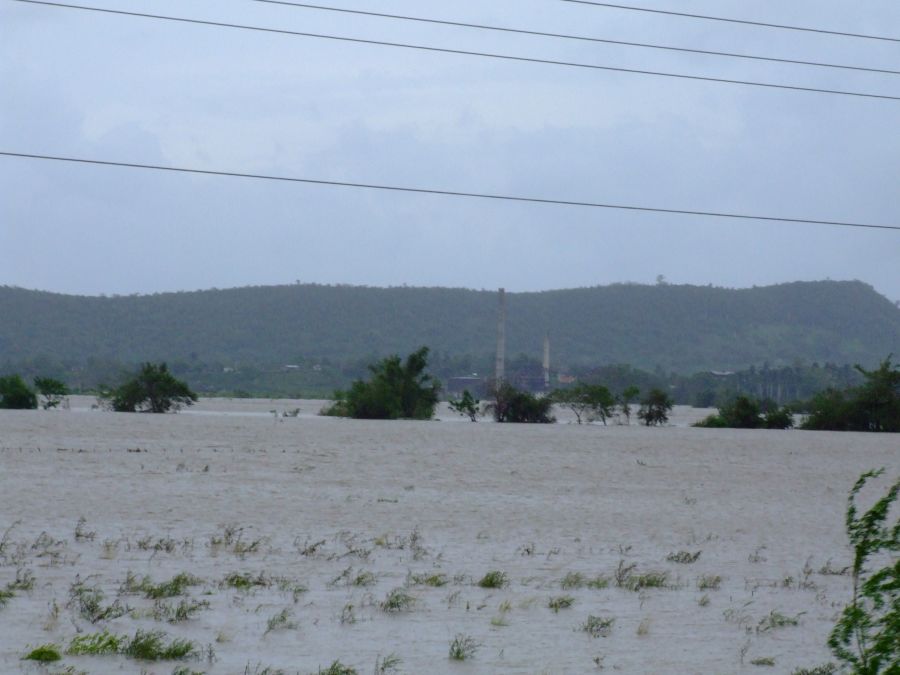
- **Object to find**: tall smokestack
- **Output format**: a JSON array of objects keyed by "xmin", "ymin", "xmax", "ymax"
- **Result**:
[
  {"xmin": 543, "ymin": 333, "xmax": 550, "ymax": 390},
  {"xmin": 495, "ymin": 288, "xmax": 506, "ymax": 384}
]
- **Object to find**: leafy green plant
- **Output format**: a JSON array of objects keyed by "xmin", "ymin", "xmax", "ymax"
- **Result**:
[
  {"xmin": 828, "ymin": 469, "xmax": 900, "ymax": 673},
  {"xmin": 380, "ymin": 588, "xmax": 415, "ymax": 612},
  {"xmin": 448, "ymin": 634, "xmax": 478, "ymax": 660},
  {"xmin": 317, "ymin": 661, "xmax": 358, "ymax": 675},
  {"xmin": 408, "ymin": 572, "xmax": 447, "ymax": 587},
  {"xmin": 265, "ymin": 608, "xmax": 297, "ymax": 634},
  {"xmin": 581, "ymin": 615, "xmax": 614, "ymax": 638},
  {"xmin": 67, "ymin": 631, "xmax": 125, "ymax": 656},
  {"xmin": 477, "ymin": 570, "xmax": 508, "ymax": 589},
  {"xmin": 123, "ymin": 630, "xmax": 196, "ymax": 661},
  {"xmin": 23, "ymin": 644, "xmax": 62, "ymax": 662},
  {"xmin": 548, "ymin": 595, "xmax": 575, "ymax": 613},
  {"xmin": 143, "ymin": 573, "xmax": 202, "ymax": 599}
]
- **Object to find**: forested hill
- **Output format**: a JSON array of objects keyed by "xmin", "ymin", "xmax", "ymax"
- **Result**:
[{"xmin": 1, "ymin": 281, "xmax": 898, "ymax": 373}]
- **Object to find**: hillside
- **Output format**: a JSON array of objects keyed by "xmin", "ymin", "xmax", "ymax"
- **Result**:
[{"xmin": 1, "ymin": 281, "xmax": 898, "ymax": 375}]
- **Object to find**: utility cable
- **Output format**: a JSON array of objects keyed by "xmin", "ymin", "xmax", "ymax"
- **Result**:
[
  {"xmin": 560, "ymin": 1, "xmax": 900, "ymax": 44},
  {"xmin": 247, "ymin": 0, "xmax": 900, "ymax": 77},
  {"xmin": 2, "ymin": 151, "xmax": 897, "ymax": 232},
  {"xmin": 8, "ymin": 0, "xmax": 900, "ymax": 102}
]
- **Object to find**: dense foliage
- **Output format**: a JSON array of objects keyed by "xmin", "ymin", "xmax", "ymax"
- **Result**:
[
  {"xmin": 802, "ymin": 358, "xmax": 900, "ymax": 432},
  {"xmin": 829, "ymin": 469, "xmax": 899, "ymax": 673},
  {"xmin": 638, "ymin": 389, "xmax": 673, "ymax": 426},
  {"xmin": 322, "ymin": 347, "xmax": 440, "ymax": 420},
  {"xmin": 694, "ymin": 395, "xmax": 794, "ymax": 430},
  {"xmin": 1, "ymin": 281, "xmax": 896, "ymax": 378},
  {"xmin": 0, "ymin": 374, "xmax": 37, "ymax": 409},
  {"xmin": 485, "ymin": 382, "xmax": 555, "ymax": 423},
  {"xmin": 100, "ymin": 363, "xmax": 198, "ymax": 413}
]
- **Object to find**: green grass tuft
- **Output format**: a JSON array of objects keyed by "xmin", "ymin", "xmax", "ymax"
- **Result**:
[
  {"xmin": 581, "ymin": 615, "xmax": 615, "ymax": 638},
  {"xmin": 548, "ymin": 595, "xmax": 575, "ymax": 613},
  {"xmin": 448, "ymin": 634, "xmax": 478, "ymax": 660},
  {"xmin": 68, "ymin": 631, "xmax": 125, "ymax": 656},
  {"xmin": 23, "ymin": 644, "xmax": 62, "ymax": 662},
  {"xmin": 477, "ymin": 570, "xmax": 508, "ymax": 589}
]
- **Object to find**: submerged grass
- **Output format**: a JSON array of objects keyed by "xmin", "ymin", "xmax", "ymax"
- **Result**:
[
  {"xmin": 448, "ymin": 634, "xmax": 478, "ymax": 660},
  {"xmin": 23, "ymin": 644, "xmax": 62, "ymax": 662},
  {"xmin": 477, "ymin": 571, "xmax": 508, "ymax": 589}
]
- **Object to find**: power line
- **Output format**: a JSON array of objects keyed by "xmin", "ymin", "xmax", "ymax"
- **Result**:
[
  {"xmin": 560, "ymin": 1, "xmax": 900, "ymax": 44},
  {"xmin": 2, "ymin": 151, "xmax": 897, "ymax": 232},
  {"xmin": 248, "ymin": 0, "xmax": 900, "ymax": 77},
  {"xmin": 10, "ymin": 0, "xmax": 900, "ymax": 102}
]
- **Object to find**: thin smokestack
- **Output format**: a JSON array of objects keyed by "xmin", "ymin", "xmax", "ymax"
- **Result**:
[
  {"xmin": 495, "ymin": 288, "xmax": 506, "ymax": 384},
  {"xmin": 543, "ymin": 333, "xmax": 550, "ymax": 390}
]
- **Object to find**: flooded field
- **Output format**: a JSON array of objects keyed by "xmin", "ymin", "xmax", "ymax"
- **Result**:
[{"xmin": 1, "ymin": 397, "xmax": 897, "ymax": 674}]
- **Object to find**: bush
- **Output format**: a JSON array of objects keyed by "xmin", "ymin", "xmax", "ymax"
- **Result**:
[
  {"xmin": 693, "ymin": 395, "xmax": 793, "ymax": 430},
  {"xmin": 637, "ymin": 388, "xmax": 673, "ymax": 426},
  {"xmin": 828, "ymin": 469, "xmax": 899, "ymax": 673},
  {"xmin": 485, "ymin": 382, "xmax": 554, "ymax": 423},
  {"xmin": 0, "ymin": 374, "xmax": 37, "ymax": 409},
  {"xmin": 99, "ymin": 363, "xmax": 197, "ymax": 413},
  {"xmin": 322, "ymin": 347, "xmax": 439, "ymax": 420},
  {"xmin": 803, "ymin": 357, "xmax": 899, "ymax": 432}
]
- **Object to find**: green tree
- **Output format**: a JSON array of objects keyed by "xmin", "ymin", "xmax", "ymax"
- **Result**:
[
  {"xmin": 100, "ymin": 363, "xmax": 198, "ymax": 413},
  {"xmin": 34, "ymin": 377, "xmax": 69, "ymax": 410},
  {"xmin": 637, "ymin": 388, "xmax": 673, "ymax": 426},
  {"xmin": 618, "ymin": 385, "xmax": 640, "ymax": 425},
  {"xmin": 323, "ymin": 347, "xmax": 440, "ymax": 420},
  {"xmin": 0, "ymin": 374, "xmax": 37, "ymax": 409},
  {"xmin": 695, "ymin": 395, "xmax": 793, "ymax": 429},
  {"xmin": 485, "ymin": 382, "xmax": 555, "ymax": 424},
  {"xmin": 804, "ymin": 357, "xmax": 900, "ymax": 432},
  {"xmin": 552, "ymin": 383, "xmax": 615, "ymax": 425},
  {"xmin": 828, "ymin": 469, "xmax": 899, "ymax": 673},
  {"xmin": 448, "ymin": 389, "xmax": 480, "ymax": 422}
]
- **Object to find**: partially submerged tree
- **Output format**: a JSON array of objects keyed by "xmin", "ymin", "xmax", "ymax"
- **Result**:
[
  {"xmin": 100, "ymin": 363, "xmax": 198, "ymax": 413},
  {"xmin": 0, "ymin": 374, "xmax": 37, "ymax": 409},
  {"xmin": 551, "ymin": 383, "xmax": 615, "ymax": 424},
  {"xmin": 694, "ymin": 395, "xmax": 793, "ymax": 430},
  {"xmin": 828, "ymin": 469, "xmax": 899, "ymax": 673},
  {"xmin": 803, "ymin": 357, "xmax": 899, "ymax": 432},
  {"xmin": 617, "ymin": 385, "xmax": 640, "ymax": 425},
  {"xmin": 637, "ymin": 388, "xmax": 673, "ymax": 426},
  {"xmin": 322, "ymin": 346, "xmax": 440, "ymax": 420},
  {"xmin": 485, "ymin": 381, "xmax": 555, "ymax": 424},
  {"xmin": 448, "ymin": 389, "xmax": 480, "ymax": 422},
  {"xmin": 34, "ymin": 377, "xmax": 69, "ymax": 410}
]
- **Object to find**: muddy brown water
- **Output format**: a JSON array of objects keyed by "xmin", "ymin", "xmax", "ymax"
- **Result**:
[{"xmin": 1, "ymin": 398, "xmax": 897, "ymax": 673}]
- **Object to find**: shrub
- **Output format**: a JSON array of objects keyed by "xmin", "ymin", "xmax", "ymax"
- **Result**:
[
  {"xmin": 828, "ymin": 469, "xmax": 900, "ymax": 672},
  {"xmin": 322, "ymin": 347, "xmax": 439, "ymax": 420},
  {"xmin": 23, "ymin": 644, "xmax": 62, "ymax": 662},
  {"xmin": 0, "ymin": 374, "xmax": 37, "ymax": 409},
  {"xmin": 637, "ymin": 389, "xmax": 672, "ymax": 426},
  {"xmin": 803, "ymin": 357, "xmax": 900, "ymax": 432},
  {"xmin": 99, "ymin": 363, "xmax": 197, "ymax": 413},
  {"xmin": 477, "ymin": 570, "xmax": 509, "ymax": 589},
  {"xmin": 485, "ymin": 382, "xmax": 554, "ymax": 423}
]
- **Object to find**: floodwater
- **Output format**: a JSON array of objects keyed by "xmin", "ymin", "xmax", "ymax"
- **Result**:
[{"xmin": 1, "ymin": 397, "xmax": 897, "ymax": 674}]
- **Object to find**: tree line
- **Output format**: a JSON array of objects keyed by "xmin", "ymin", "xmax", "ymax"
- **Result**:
[{"xmin": 2, "ymin": 350, "xmax": 897, "ymax": 432}]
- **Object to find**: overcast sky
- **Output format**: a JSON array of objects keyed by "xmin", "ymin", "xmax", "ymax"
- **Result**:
[{"xmin": 2, "ymin": 0, "xmax": 898, "ymax": 300}]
